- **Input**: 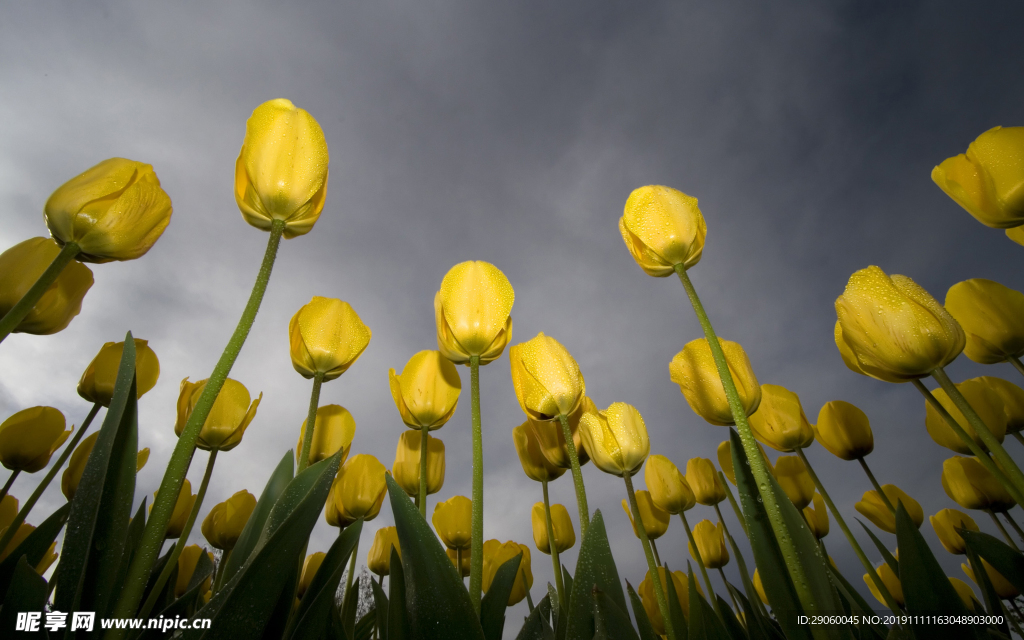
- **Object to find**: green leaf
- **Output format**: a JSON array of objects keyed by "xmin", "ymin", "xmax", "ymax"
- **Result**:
[
  {"xmin": 626, "ymin": 581, "xmax": 659, "ymax": 640},
  {"xmin": 0, "ymin": 501, "xmax": 69, "ymax": 595},
  {"xmin": 288, "ymin": 520, "xmax": 363, "ymax": 640},
  {"xmin": 727, "ymin": 583, "xmax": 781, "ymax": 640},
  {"xmin": 662, "ymin": 565, "xmax": 687, "ymax": 640},
  {"xmin": 565, "ymin": 511, "xmax": 627, "ymax": 640},
  {"xmin": 592, "ymin": 587, "xmax": 640, "ymax": 640},
  {"xmin": 685, "ymin": 567, "xmax": 730, "ymax": 640},
  {"xmin": 371, "ymin": 576, "xmax": 390, "ymax": 640},
  {"xmin": 259, "ymin": 566, "xmax": 298, "ymax": 640},
  {"xmin": 388, "ymin": 546, "xmax": 409, "ymax": 640},
  {"xmin": 964, "ymin": 543, "xmax": 1009, "ymax": 636},
  {"xmin": 341, "ymin": 567, "xmax": 360, "ymax": 638},
  {"xmin": 111, "ymin": 498, "xmax": 148, "ymax": 610},
  {"xmin": 857, "ymin": 520, "xmax": 899, "ymax": 577},
  {"xmin": 384, "ymin": 473, "xmax": 484, "ymax": 640},
  {"xmin": 961, "ymin": 529, "xmax": 1024, "ymax": 596},
  {"xmin": 481, "ymin": 552, "xmax": 522, "ymax": 640},
  {"xmin": 354, "ymin": 608, "xmax": 377, "ymax": 640},
  {"xmin": 516, "ymin": 596, "xmax": 556, "ymax": 640},
  {"xmin": 715, "ymin": 594, "xmax": 747, "ymax": 640},
  {"xmin": 0, "ymin": 556, "xmax": 48, "ymax": 632},
  {"xmin": 824, "ymin": 559, "xmax": 886, "ymax": 640},
  {"xmin": 137, "ymin": 550, "xmax": 215, "ymax": 640}
]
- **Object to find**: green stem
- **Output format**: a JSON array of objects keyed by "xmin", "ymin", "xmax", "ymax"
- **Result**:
[
  {"xmin": 212, "ymin": 548, "xmax": 232, "ymax": 594},
  {"xmin": 651, "ymin": 538, "xmax": 662, "ymax": 568},
  {"xmin": 1013, "ymin": 432, "xmax": 1024, "ymax": 448},
  {"xmin": 988, "ymin": 510, "xmax": 1020, "ymax": 551},
  {"xmin": 345, "ymin": 535, "xmax": 360, "ymax": 599},
  {"xmin": 856, "ymin": 457, "xmax": 895, "ymax": 515},
  {"xmin": 717, "ymin": 567, "xmax": 742, "ymax": 614},
  {"xmin": 1004, "ymin": 511, "xmax": 1024, "ymax": 545},
  {"xmin": 110, "ymin": 220, "xmax": 284, "ymax": 627},
  {"xmin": 419, "ymin": 425, "xmax": 429, "ymax": 518},
  {"xmin": 469, "ymin": 356, "xmax": 484, "ymax": 615},
  {"xmin": 1009, "ymin": 356, "xmax": 1024, "ymax": 381},
  {"xmin": 713, "ymin": 498, "xmax": 767, "ymax": 620},
  {"xmin": 0, "ymin": 241, "xmax": 80, "ymax": 345},
  {"xmin": 542, "ymin": 480, "xmax": 567, "ymax": 611},
  {"xmin": 0, "ymin": 470, "xmax": 19, "ymax": 505},
  {"xmin": 557, "ymin": 413, "xmax": 590, "ymax": 536},
  {"xmin": 719, "ymin": 472, "xmax": 749, "ymax": 539},
  {"xmin": 457, "ymin": 547, "xmax": 464, "ymax": 582},
  {"xmin": 298, "ymin": 372, "xmax": 325, "ymax": 474},
  {"xmin": 678, "ymin": 509, "xmax": 721, "ymax": 620},
  {"xmin": 525, "ymin": 587, "xmax": 535, "ymax": 612},
  {"xmin": 625, "ymin": 472, "xmax": 676, "ymax": 640}
]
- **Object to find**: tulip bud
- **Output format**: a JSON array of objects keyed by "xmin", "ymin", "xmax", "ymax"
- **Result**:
[
  {"xmin": 289, "ymin": 297, "xmax": 371, "ymax": 382},
  {"xmin": 482, "ymin": 540, "xmax": 533, "ymax": 606},
  {"xmin": 941, "ymin": 456, "xmax": 1016, "ymax": 512},
  {"xmin": 802, "ymin": 493, "xmax": 829, "ymax": 539},
  {"xmin": 326, "ymin": 454, "xmax": 387, "ymax": 527},
  {"xmin": 0, "ymin": 495, "xmax": 17, "ymax": 533},
  {"xmin": 510, "ymin": 333, "xmax": 586, "ymax": 421},
  {"xmin": 814, "ymin": 400, "xmax": 873, "ymax": 460},
  {"xmin": 949, "ymin": 577, "xmax": 981, "ymax": 611},
  {"xmin": 35, "ymin": 542, "xmax": 57, "ymax": 576},
  {"xmin": 689, "ymin": 519, "xmax": 729, "ymax": 569},
  {"xmin": 639, "ymin": 568, "xmax": 698, "ymax": 634},
  {"xmin": 621, "ymin": 490, "xmax": 670, "ymax": 541},
  {"xmin": 433, "ymin": 495, "xmax": 472, "ymax": 550},
  {"xmin": 77, "ymin": 339, "xmax": 160, "ymax": 407},
  {"xmin": 773, "ymin": 456, "xmax": 815, "ymax": 510},
  {"xmin": 855, "ymin": 485, "xmax": 923, "ymax": 534},
  {"xmin": 153, "ymin": 479, "xmax": 197, "ymax": 539},
  {"xmin": 61, "ymin": 432, "xmax": 147, "ymax": 501},
  {"xmin": 44, "ymin": 158, "xmax": 173, "ymax": 263},
  {"xmin": 447, "ymin": 547, "xmax": 471, "ymax": 577},
  {"xmin": 0, "ymin": 406, "xmax": 71, "ymax": 473},
  {"xmin": 175, "ymin": 545, "xmax": 214, "ymax": 598},
  {"xmin": 980, "ymin": 376, "xmax": 1024, "ymax": 434},
  {"xmin": 669, "ymin": 337, "xmax": 761, "ymax": 426},
  {"xmin": 201, "ymin": 489, "xmax": 256, "ymax": 551},
  {"xmin": 578, "ymin": 402, "xmax": 649, "ymax": 477},
  {"xmin": 512, "ymin": 422, "xmax": 565, "ymax": 483},
  {"xmin": 296, "ymin": 404, "xmax": 356, "ymax": 467},
  {"xmin": 0, "ymin": 237, "xmax": 93, "ymax": 334},
  {"xmin": 864, "ymin": 555, "xmax": 904, "ymax": 606},
  {"xmin": 388, "ymin": 350, "xmax": 461, "ymax": 430},
  {"xmin": 930, "ymin": 508, "xmax": 979, "ymax": 555},
  {"xmin": 963, "ymin": 557, "xmax": 1019, "ymax": 599},
  {"xmin": 752, "ymin": 569, "xmax": 768, "ymax": 605},
  {"xmin": 619, "ymin": 185, "xmax": 707, "ymax": 277},
  {"xmin": 932, "ymin": 126, "xmax": 1024, "ymax": 228},
  {"xmin": 0, "ymin": 523, "xmax": 34, "ymax": 561},
  {"xmin": 531, "ymin": 503, "xmax": 576, "ymax": 554},
  {"xmin": 234, "ymin": 99, "xmax": 329, "ymax": 238},
  {"xmin": 925, "ymin": 378, "xmax": 1007, "ymax": 454},
  {"xmin": 717, "ymin": 439, "xmax": 772, "ymax": 486},
  {"xmin": 298, "ymin": 552, "xmax": 326, "ymax": 598},
  {"xmin": 685, "ymin": 457, "xmax": 726, "ymax": 506},
  {"xmin": 175, "ymin": 378, "xmax": 261, "ymax": 452},
  {"xmin": 945, "ymin": 279, "xmax": 1024, "ymax": 364},
  {"xmin": 392, "ymin": 431, "xmax": 445, "ymax": 497},
  {"xmin": 528, "ymin": 396, "xmax": 592, "ymax": 469},
  {"xmin": 368, "ymin": 526, "xmax": 401, "ymax": 577},
  {"xmin": 434, "ymin": 261, "xmax": 515, "ymax": 365},
  {"xmin": 747, "ymin": 384, "xmax": 814, "ymax": 452},
  {"xmin": 644, "ymin": 455, "xmax": 695, "ymax": 514}
]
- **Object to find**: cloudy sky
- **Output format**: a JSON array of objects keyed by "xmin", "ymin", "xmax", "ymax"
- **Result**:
[{"xmin": 2, "ymin": 0, "xmax": 1024, "ymax": 624}]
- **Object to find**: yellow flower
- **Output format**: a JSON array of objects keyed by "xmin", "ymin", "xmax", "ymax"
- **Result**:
[
  {"xmin": 669, "ymin": 337, "xmax": 761, "ymax": 426},
  {"xmin": 434, "ymin": 261, "xmax": 515, "ymax": 365},
  {"xmin": 61, "ymin": 432, "xmax": 147, "ymax": 500},
  {"xmin": 622, "ymin": 490, "xmax": 670, "ymax": 541},
  {"xmin": 932, "ymin": 126, "xmax": 1024, "ymax": 228},
  {"xmin": 296, "ymin": 404, "xmax": 356, "ymax": 468},
  {"xmin": 1, "ymin": 523, "xmax": 34, "ymax": 561},
  {"xmin": 813, "ymin": 400, "xmax": 873, "ymax": 460},
  {"xmin": 685, "ymin": 457, "xmax": 726, "ymax": 506},
  {"xmin": 752, "ymin": 569, "xmax": 767, "ymax": 605},
  {"xmin": 747, "ymin": 384, "xmax": 814, "ymax": 452},
  {"xmin": 981, "ymin": 376, "xmax": 1024, "ymax": 434},
  {"xmin": 432, "ymin": 495, "xmax": 472, "ymax": 550},
  {"xmin": 640, "ymin": 568, "xmax": 698, "ymax": 632},
  {"xmin": 0, "ymin": 495, "xmax": 16, "ymax": 533},
  {"xmin": 392, "ymin": 431, "xmax": 445, "ymax": 497},
  {"xmin": 35, "ymin": 542, "xmax": 57, "ymax": 575},
  {"xmin": 388, "ymin": 350, "xmax": 461, "ymax": 430},
  {"xmin": 175, "ymin": 378, "xmax": 261, "ymax": 452},
  {"xmin": 289, "ymin": 297, "xmax": 372, "ymax": 381},
  {"xmin": 924, "ymin": 378, "xmax": 1006, "ymax": 454},
  {"xmin": 527, "ymin": 396, "xmax": 592, "ymax": 469},
  {"xmin": 512, "ymin": 422, "xmax": 565, "ymax": 483},
  {"xmin": 201, "ymin": 489, "xmax": 256, "ymax": 551},
  {"xmin": 802, "ymin": 493, "xmax": 829, "ymax": 539},
  {"xmin": 0, "ymin": 237, "xmax": 93, "ymax": 334},
  {"xmin": 1007, "ymin": 226, "xmax": 1024, "ymax": 246},
  {"xmin": 717, "ymin": 439, "xmax": 772, "ymax": 486},
  {"xmin": 929, "ymin": 508, "xmax": 979, "ymax": 555},
  {"xmin": 773, "ymin": 456, "xmax": 815, "ymax": 510},
  {"xmin": 482, "ymin": 540, "xmax": 532, "ymax": 606},
  {"xmin": 368, "ymin": 526, "xmax": 401, "ymax": 577},
  {"xmin": 864, "ymin": 555, "xmax": 904, "ymax": 606},
  {"xmin": 0, "ymin": 406, "xmax": 70, "ymax": 472},
  {"xmin": 949, "ymin": 577, "xmax": 980, "ymax": 611},
  {"xmin": 689, "ymin": 519, "xmax": 729, "ymax": 569},
  {"xmin": 578, "ymin": 402, "xmax": 649, "ymax": 477},
  {"xmin": 447, "ymin": 547, "xmax": 471, "ymax": 577},
  {"xmin": 510, "ymin": 333, "xmax": 586, "ymax": 422},
  {"xmin": 44, "ymin": 158, "xmax": 173, "ymax": 263},
  {"xmin": 298, "ymin": 552, "xmax": 326, "ymax": 598},
  {"xmin": 945, "ymin": 279, "xmax": 1024, "ymax": 364},
  {"xmin": 835, "ymin": 267, "xmax": 965, "ymax": 383},
  {"xmin": 619, "ymin": 185, "xmax": 707, "ymax": 277},
  {"xmin": 234, "ymin": 99, "xmax": 329, "ymax": 238},
  {"xmin": 77, "ymin": 339, "xmax": 160, "ymax": 407},
  {"xmin": 531, "ymin": 502, "xmax": 575, "ymax": 555},
  {"xmin": 855, "ymin": 485, "xmax": 923, "ymax": 533},
  {"xmin": 644, "ymin": 454, "xmax": 695, "ymax": 514},
  {"xmin": 175, "ymin": 545, "xmax": 214, "ymax": 598},
  {"xmin": 941, "ymin": 456, "xmax": 1016, "ymax": 512},
  {"xmin": 153, "ymin": 479, "xmax": 197, "ymax": 539},
  {"xmin": 325, "ymin": 454, "xmax": 387, "ymax": 527},
  {"xmin": 963, "ymin": 557, "xmax": 1019, "ymax": 599}
]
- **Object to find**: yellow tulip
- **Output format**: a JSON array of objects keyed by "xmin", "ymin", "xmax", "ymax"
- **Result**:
[
  {"xmin": 510, "ymin": 333, "xmax": 586, "ymax": 423},
  {"xmin": 234, "ymin": 99, "xmax": 329, "ymax": 238},
  {"xmin": 512, "ymin": 422, "xmax": 565, "ymax": 483},
  {"xmin": 201, "ymin": 489, "xmax": 257, "ymax": 551},
  {"xmin": 644, "ymin": 454, "xmax": 695, "ymax": 514},
  {"xmin": 619, "ymin": 185, "xmax": 707, "ymax": 277},
  {"xmin": 44, "ymin": 158, "xmax": 173, "ymax": 262},
  {"xmin": 855, "ymin": 485, "xmax": 923, "ymax": 533},
  {"xmin": 945, "ymin": 279, "xmax": 1024, "ymax": 364},
  {"xmin": 639, "ymin": 567, "xmax": 698, "ymax": 632},
  {"xmin": 0, "ymin": 523, "xmax": 34, "ymax": 561},
  {"xmin": 929, "ymin": 508, "xmax": 979, "ymax": 555},
  {"xmin": 35, "ymin": 542, "xmax": 57, "ymax": 575},
  {"xmin": 482, "ymin": 539, "xmax": 532, "ymax": 606},
  {"xmin": 0, "ymin": 495, "xmax": 16, "ymax": 532},
  {"xmin": 137, "ymin": 448, "xmax": 150, "ymax": 471},
  {"xmin": 814, "ymin": 400, "xmax": 873, "ymax": 460},
  {"xmin": 932, "ymin": 126, "xmax": 1024, "ymax": 228},
  {"xmin": 949, "ymin": 577, "xmax": 980, "ymax": 611},
  {"xmin": 447, "ymin": 547, "xmax": 471, "ymax": 577},
  {"xmin": 981, "ymin": 376, "xmax": 1024, "ymax": 434},
  {"xmin": 298, "ymin": 552, "xmax": 326, "ymax": 598},
  {"xmin": 433, "ymin": 495, "xmax": 472, "ymax": 550},
  {"xmin": 434, "ymin": 261, "xmax": 515, "ymax": 365},
  {"xmin": 941, "ymin": 456, "xmax": 1016, "ymax": 512},
  {"xmin": 1007, "ymin": 226, "xmax": 1024, "ymax": 246},
  {"xmin": 803, "ymin": 493, "xmax": 829, "ymax": 539},
  {"xmin": 669, "ymin": 337, "xmax": 761, "ymax": 425},
  {"xmin": 924, "ymin": 379, "xmax": 1007, "ymax": 454},
  {"xmin": 368, "ymin": 526, "xmax": 401, "ymax": 577},
  {"xmin": 864, "ymin": 555, "xmax": 904, "ymax": 606},
  {"xmin": 531, "ymin": 502, "xmax": 575, "ymax": 554},
  {"xmin": 622, "ymin": 490, "xmax": 670, "ymax": 540},
  {"xmin": 325, "ymin": 454, "xmax": 387, "ymax": 527},
  {"xmin": 747, "ymin": 384, "xmax": 814, "ymax": 452},
  {"xmin": 578, "ymin": 402, "xmax": 649, "ymax": 477},
  {"xmin": 61, "ymin": 432, "xmax": 147, "ymax": 500},
  {"xmin": 175, "ymin": 377, "xmax": 261, "ymax": 452},
  {"xmin": 392, "ymin": 430, "xmax": 445, "ymax": 497},
  {"xmin": 295, "ymin": 404, "xmax": 356, "ymax": 467},
  {"xmin": 153, "ymin": 479, "xmax": 197, "ymax": 539},
  {"xmin": 77, "ymin": 339, "xmax": 160, "ymax": 407},
  {"xmin": 289, "ymin": 297, "xmax": 371, "ymax": 381},
  {"xmin": 388, "ymin": 350, "xmax": 461, "ymax": 430},
  {"xmin": 528, "ymin": 396, "xmax": 592, "ymax": 469},
  {"xmin": 685, "ymin": 457, "xmax": 726, "ymax": 506},
  {"xmin": 0, "ymin": 406, "xmax": 71, "ymax": 472},
  {"xmin": 773, "ymin": 456, "xmax": 815, "ymax": 510},
  {"xmin": 717, "ymin": 439, "xmax": 772, "ymax": 485},
  {"xmin": 175, "ymin": 545, "xmax": 214, "ymax": 598},
  {"xmin": 752, "ymin": 569, "xmax": 767, "ymax": 605},
  {"xmin": 689, "ymin": 519, "xmax": 729, "ymax": 569},
  {"xmin": 0, "ymin": 237, "xmax": 93, "ymax": 334},
  {"xmin": 963, "ymin": 557, "xmax": 1019, "ymax": 599}
]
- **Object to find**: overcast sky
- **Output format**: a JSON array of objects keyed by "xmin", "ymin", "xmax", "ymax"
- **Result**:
[{"xmin": 2, "ymin": 0, "xmax": 1024, "ymax": 623}]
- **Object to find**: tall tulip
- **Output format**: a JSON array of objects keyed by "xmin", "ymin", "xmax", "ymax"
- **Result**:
[
  {"xmin": 432, "ymin": 496, "xmax": 472, "ymax": 551},
  {"xmin": 930, "ymin": 508, "xmax": 979, "ymax": 555},
  {"xmin": 685, "ymin": 457, "xmax": 725, "ymax": 506},
  {"xmin": 78, "ymin": 339, "xmax": 160, "ymax": 406},
  {"xmin": 669, "ymin": 337, "xmax": 761, "ymax": 425},
  {"xmin": 980, "ymin": 377, "xmax": 1024, "ymax": 441},
  {"xmin": 0, "ymin": 407, "xmax": 71, "ymax": 478},
  {"xmin": 689, "ymin": 519, "xmax": 729, "ymax": 569},
  {"xmin": 154, "ymin": 480, "xmax": 197, "ymax": 539},
  {"xmin": 367, "ymin": 526, "xmax": 401, "ymax": 577},
  {"xmin": 855, "ymin": 485, "xmax": 923, "ymax": 534},
  {"xmin": 925, "ymin": 379, "xmax": 1007, "ymax": 454},
  {"xmin": 773, "ymin": 456, "xmax": 815, "ymax": 510},
  {"xmin": 60, "ymin": 432, "xmax": 148, "ymax": 501},
  {"xmin": 296, "ymin": 404, "xmax": 356, "ymax": 467},
  {"xmin": 481, "ymin": 540, "xmax": 532, "ymax": 606},
  {"xmin": 932, "ymin": 126, "xmax": 1024, "ymax": 229},
  {"xmin": 945, "ymin": 279, "xmax": 1024, "ymax": 367},
  {"xmin": 864, "ymin": 556, "xmax": 904, "ymax": 607},
  {"xmin": 963, "ymin": 558, "xmax": 1019, "ymax": 599},
  {"xmin": 645, "ymin": 455, "xmax": 695, "ymax": 515},
  {"xmin": 803, "ymin": 493, "xmax": 829, "ymax": 539},
  {"xmin": 528, "ymin": 396, "xmax": 592, "ymax": 469},
  {"xmin": 298, "ymin": 552, "xmax": 326, "ymax": 599},
  {"xmin": 389, "ymin": 350, "xmax": 461, "ymax": 430},
  {"xmin": 392, "ymin": 430, "xmax": 445, "ymax": 506},
  {"xmin": 814, "ymin": 400, "xmax": 873, "ymax": 461},
  {"xmin": 639, "ymin": 568, "xmax": 699, "ymax": 634},
  {"xmin": 201, "ymin": 489, "xmax": 256, "ymax": 551},
  {"xmin": 175, "ymin": 378, "xmax": 261, "ymax": 452},
  {"xmin": 531, "ymin": 503, "xmax": 575, "ymax": 555},
  {"xmin": 327, "ymin": 454, "xmax": 388, "ymax": 527},
  {"xmin": 942, "ymin": 456, "xmax": 1018, "ymax": 547},
  {"xmin": 621, "ymin": 491, "xmax": 670, "ymax": 542},
  {"xmin": 0, "ymin": 237, "xmax": 92, "ymax": 336},
  {"xmin": 747, "ymin": 384, "xmax": 814, "ymax": 452}
]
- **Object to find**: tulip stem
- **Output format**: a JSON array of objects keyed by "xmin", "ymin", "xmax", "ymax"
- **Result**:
[
  {"xmin": 717, "ymin": 567, "xmax": 742, "ymax": 614},
  {"xmin": 987, "ymin": 510, "xmax": 1020, "ymax": 551},
  {"xmin": 0, "ymin": 403, "xmax": 101, "ymax": 554},
  {"xmin": 1009, "ymin": 356, "xmax": 1024, "ymax": 380},
  {"xmin": 678, "ymin": 510, "xmax": 722, "ymax": 621},
  {"xmin": 650, "ymin": 539, "xmax": 662, "ymax": 567},
  {"xmin": 213, "ymin": 548, "xmax": 232, "ymax": 594},
  {"xmin": 418, "ymin": 425, "xmax": 429, "ymax": 517},
  {"xmin": 713, "ymin": 499, "xmax": 766, "ymax": 620},
  {"xmin": 0, "ymin": 470, "xmax": 19, "ymax": 505},
  {"xmin": 557, "ymin": 413, "xmax": 590, "ymax": 537},
  {"xmin": 625, "ymin": 472, "xmax": 676, "ymax": 640},
  {"xmin": 469, "ymin": 356, "xmax": 484, "ymax": 615},
  {"xmin": 542, "ymin": 480, "xmax": 567, "ymax": 612},
  {"xmin": 525, "ymin": 587, "xmax": 535, "ymax": 612},
  {"xmin": 298, "ymin": 372, "xmax": 324, "ymax": 474},
  {"xmin": 0, "ymin": 241, "xmax": 80, "ymax": 345},
  {"xmin": 719, "ymin": 472, "xmax": 749, "ymax": 539},
  {"xmin": 856, "ymin": 457, "xmax": 896, "ymax": 515},
  {"xmin": 1013, "ymin": 432, "xmax": 1024, "ymax": 448},
  {"xmin": 794, "ymin": 448, "xmax": 903, "ymax": 616},
  {"xmin": 111, "ymin": 221, "xmax": 285, "ymax": 627},
  {"xmin": 1003, "ymin": 511, "xmax": 1024, "ymax": 544},
  {"xmin": 345, "ymin": 536, "xmax": 360, "ymax": 600}
]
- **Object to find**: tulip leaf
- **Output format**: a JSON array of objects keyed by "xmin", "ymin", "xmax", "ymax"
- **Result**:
[
  {"xmin": 686, "ymin": 567, "xmax": 730, "ymax": 640},
  {"xmin": 547, "ymin": 583, "xmax": 560, "ymax": 631},
  {"xmin": 961, "ymin": 529, "xmax": 1024, "ymax": 596},
  {"xmin": 355, "ymin": 608, "xmax": 377, "ymax": 640},
  {"xmin": 111, "ymin": 499, "xmax": 148, "ymax": 608},
  {"xmin": 564, "ymin": 510, "xmax": 627, "ymax": 640},
  {"xmin": 480, "ymin": 552, "xmax": 522, "ymax": 640},
  {"xmin": 857, "ymin": 520, "xmax": 899, "ymax": 577},
  {"xmin": 965, "ymin": 543, "xmax": 1009, "ymax": 635},
  {"xmin": 716, "ymin": 593, "xmax": 747, "ymax": 640},
  {"xmin": 0, "ymin": 556, "xmax": 48, "ymax": 631},
  {"xmin": 385, "ymin": 473, "xmax": 484, "ymax": 640},
  {"xmin": 626, "ymin": 581, "xmax": 659, "ymax": 640},
  {"xmin": 592, "ymin": 586, "xmax": 640, "ymax": 640},
  {"xmin": 0, "ymin": 501, "xmax": 69, "ymax": 596},
  {"xmin": 388, "ymin": 546, "xmax": 409, "ymax": 640},
  {"xmin": 515, "ymin": 594, "xmax": 556, "ymax": 640},
  {"xmin": 371, "ymin": 576, "xmax": 390, "ymax": 640},
  {"xmin": 137, "ymin": 550, "xmax": 215, "ymax": 639},
  {"xmin": 663, "ymin": 564, "xmax": 688, "ymax": 640},
  {"xmin": 824, "ymin": 559, "xmax": 886, "ymax": 640},
  {"xmin": 288, "ymin": 520, "xmax": 364, "ymax": 640},
  {"xmin": 341, "ymin": 571, "xmax": 360, "ymax": 638},
  {"xmin": 727, "ymin": 583, "xmax": 783, "ymax": 640}
]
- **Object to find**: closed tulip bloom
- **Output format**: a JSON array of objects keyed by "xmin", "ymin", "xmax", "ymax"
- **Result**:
[
  {"xmin": 512, "ymin": 422, "xmax": 565, "ymax": 483},
  {"xmin": 814, "ymin": 400, "xmax": 873, "ymax": 460},
  {"xmin": 0, "ymin": 406, "xmax": 71, "ymax": 472},
  {"xmin": 61, "ymin": 432, "xmax": 147, "ymax": 500},
  {"xmin": 621, "ymin": 490, "xmax": 670, "ymax": 540},
  {"xmin": 154, "ymin": 479, "xmax": 197, "ymax": 539},
  {"xmin": 644, "ymin": 454, "xmax": 695, "ymax": 514},
  {"xmin": 773, "ymin": 456, "xmax": 816, "ymax": 510},
  {"xmin": 444, "ymin": 547, "xmax": 470, "ymax": 577},
  {"xmin": 482, "ymin": 540, "xmax": 532, "ymax": 606},
  {"xmin": 803, "ymin": 493, "xmax": 829, "ymax": 539},
  {"xmin": 640, "ymin": 568, "xmax": 698, "ymax": 632},
  {"xmin": 368, "ymin": 526, "xmax": 401, "ymax": 577},
  {"xmin": 510, "ymin": 333, "xmax": 586, "ymax": 420},
  {"xmin": 685, "ymin": 457, "xmax": 726, "ymax": 506},
  {"xmin": 930, "ymin": 508, "xmax": 979, "ymax": 555},
  {"xmin": 932, "ymin": 126, "xmax": 1024, "ymax": 228},
  {"xmin": 201, "ymin": 489, "xmax": 256, "ymax": 551},
  {"xmin": 949, "ymin": 577, "xmax": 980, "ymax": 611},
  {"xmin": 925, "ymin": 379, "xmax": 1007, "ymax": 454},
  {"xmin": 77, "ymin": 339, "xmax": 160, "ymax": 407},
  {"xmin": 717, "ymin": 439, "xmax": 772, "ymax": 485},
  {"xmin": 298, "ymin": 552, "xmax": 326, "ymax": 598},
  {"xmin": 619, "ymin": 185, "xmax": 707, "ymax": 277},
  {"xmin": 389, "ymin": 350, "xmax": 461, "ymax": 430},
  {"xmin": 433, "ymin": 495, "xmax": 472, "ymax": 550},
  {"xmin": 855, "ymin": 485, "xmax": 923, "ymax": 533},
  {"xmin": 578, "ymin": 402, "xmax": 650, "ymax": 477},
  {"xmin": 392, "ymin": 430, "xmax": 445, "ymax": 497},
  {"xmin": 531, "ymin": 502, "xmax": 575, "ymax": 554},
  {"xmin": 175, "ymin": 378, "xmax": 261, "ymax": 452},
  {"xmin": 234, "ymin": 99, "xmax": 329, "ymax": 238},
  {"xmin": 296, "ymin": 404, "xmax": 356, "ymax": 467},
  {"xmin": 963, "ymin": 558, "xmax": 1019, "ymax": 599},
  {"xmin": 289, "ymin": 297, "xmax": 371, "ymax": 381},
  {"xmin": 747, "ymin": 384, "xmax": 815, "ymax": 452},
  {"xmin": 980, "ymin": 376, "xmax": 1024, "ymax": 434},
  {"xmin": 434, "ymin": 261, "xmax": 514, "ymax": 365},
  {"xmin": 945, "ymin": 279, "xmax": 1024, "ymax": 364},
  {"xmin": 327, "ymin": 454, "xmax": 388, "ymax": 527},
  {"xmin": 1, "ymin": 523, "xmax": 35, "ymax": 561},
  {"xmin": 528, "ymin": 396, "xmax": 592, "ymax": 469},
  {"xmin": 175, "ymin": 545, "xmax": 214, "ymax": 598},
  {"xmin": 0, "ymin": 238, "xmax": 93, "ymax": 334},
  {"xmin": 35, "ymin": 542, "xmax": 57, "ymax": 576},
  {"xmin": 864, "ymin": 556, "xmax": 904, "ymax": 606},
  {"xmin": 669, "ymin": 337, "xmax": 761, "ymax": 426},
  {"xmin": 689, "ymin": 519, "xmax": 729, "ymax": 569},
  {"xmin": 942, "ymin": 456, "xmax": 1016, "ymax": 512},
  {"xmin": 44, "ymin": 158, "xmax": 173, "ymax": 262}
]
